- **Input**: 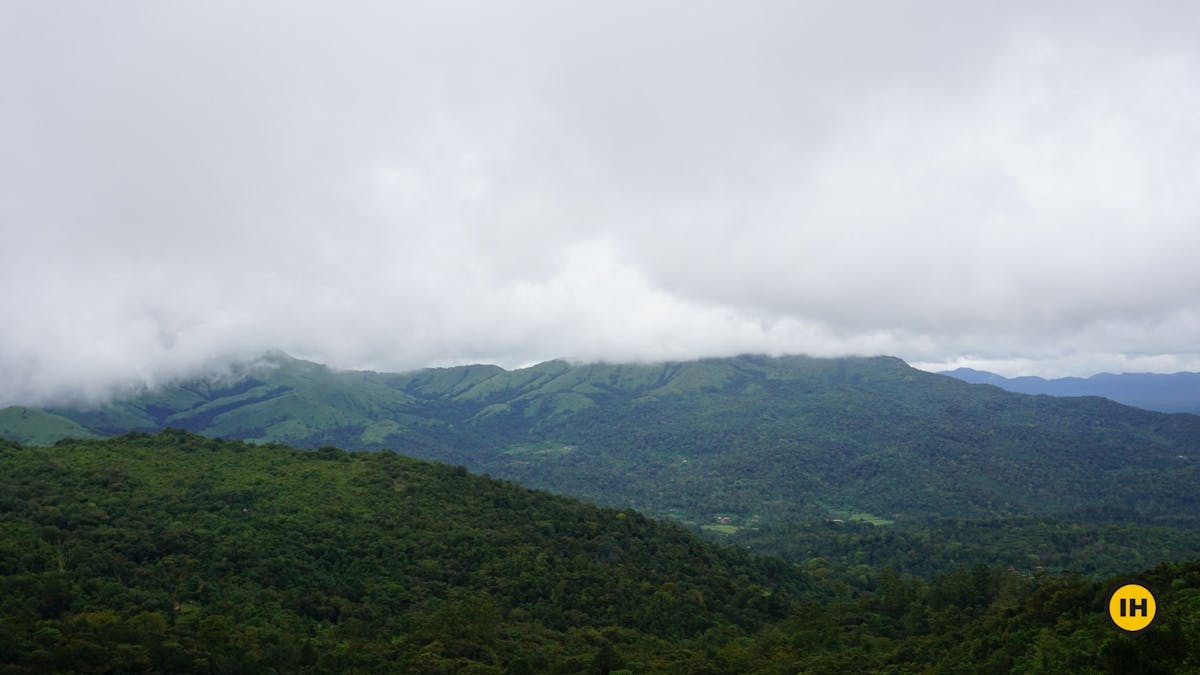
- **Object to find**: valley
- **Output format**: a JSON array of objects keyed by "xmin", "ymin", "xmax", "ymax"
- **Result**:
[
  {"xmin": 7, "ymin": 353, "xmax": 1200, "ymax": 577},
  {"xmin": 2, "ymin": 431, "xmax": 1199, "ymax": 672}
]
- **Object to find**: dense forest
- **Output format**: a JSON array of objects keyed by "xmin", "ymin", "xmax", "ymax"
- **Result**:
[{"xmin": 1, "ymin": 432, "xmax": 1199, "ymax": 672}]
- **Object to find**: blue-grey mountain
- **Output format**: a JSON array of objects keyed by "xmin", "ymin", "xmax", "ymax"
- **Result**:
[{"xmin": 941, "ymin": 368, "xmax": 1200, "ymax": 415}]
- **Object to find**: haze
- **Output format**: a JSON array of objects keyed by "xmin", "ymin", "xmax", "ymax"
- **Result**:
[{"xmin": 4, "ymin": 1, "xmax": 1200, "ymax": 405}]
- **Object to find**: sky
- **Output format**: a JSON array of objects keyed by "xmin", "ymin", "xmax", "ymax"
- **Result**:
[{"xmin": 3, "ymin": 1, "xmax": 1200, "ymax": 405}]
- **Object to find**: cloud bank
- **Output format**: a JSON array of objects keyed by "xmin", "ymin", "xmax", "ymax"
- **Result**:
[{"xmin": 4, "ymin": 1, "xmax": 1200, "ymax": 404}]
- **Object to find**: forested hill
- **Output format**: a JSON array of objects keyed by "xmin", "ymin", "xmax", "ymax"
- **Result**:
[
  {"xmin": 0, "ymin": 432, "xmax": 797, "ymax": 672},
  {"xmin": 942, "ymin": 367, "xmax": 1200, "ymax": 415},
  {"xmin": 3, "ymin": 432, "xmax": 1200, "ymax": 672},
  {"xmin": 19, "ymin": 353, "xmax": 1200, "ymax": 534}
]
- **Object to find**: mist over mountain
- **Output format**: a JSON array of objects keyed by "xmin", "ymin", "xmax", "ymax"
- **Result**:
[
  {"xmin": 8, "ymin": 2, "xmax": 1200, "ymax": 668},
  {"xmin": 942, "ymin": 367, "xmax": 1200, "ymax": 415},
  {"xmin": 0, "ymin": 406, "xmax": 99, "ymax": 446},
  {"xmin": 7, "ymin": 353, "xmax": 1200, "ymax": 669},
  {"xmin": 8, "ymin": 2, "xmax": 1200, "ymax": 405}
]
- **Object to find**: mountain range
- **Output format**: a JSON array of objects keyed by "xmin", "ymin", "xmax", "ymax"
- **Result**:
[
  {"xmin": 6, "ymin": 353, "xmax": 1199, "ymax": 567},
  {"xmin": 6, "ymin": 431, "xmax": 1197, "ymax": 671},
  {"xmin": 941, "ymin": 367, "xmax": 1200, "ymax": 415}
]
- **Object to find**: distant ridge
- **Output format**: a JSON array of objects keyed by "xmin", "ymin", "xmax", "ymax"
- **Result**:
[
  {"xmin": 5, "ymin": 352, "xmax": 1199, "ymax": 545},
  {"xmin": 0, "ymin": 406, "xmax": 99, "ymax": 445},
  {"xmin": 941, "ymin": 367, "xmax": 1200, "ymax": 415}
]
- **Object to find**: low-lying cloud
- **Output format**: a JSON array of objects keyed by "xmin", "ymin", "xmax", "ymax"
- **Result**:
[{"xmin": 4, "ymin": 1, "xmax": 1200, "ymax": 405}]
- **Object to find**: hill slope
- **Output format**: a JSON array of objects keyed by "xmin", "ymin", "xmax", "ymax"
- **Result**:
[
  {"xmin": 40, "ymin": 354, "xmax": 1200, "ymax": 532},
  {"xmin": 0, "ymin": 407, "xmax": 100, "ymax": 446},
  {"xmin": 0, "ymin": 431, "xmax": 797, "ymax": 672},
  {"xmin": 2, "ymin": 432, "xmax": 1199, "ymax": 673},
  {"xmin": 941, "ymin": 367, "xmax": 1200, "ymax": 414}
]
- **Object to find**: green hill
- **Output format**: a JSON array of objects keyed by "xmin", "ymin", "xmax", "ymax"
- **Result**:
[
  {"xmin": 2, "ymin": 432, "xmax": 1199, "ymax": 672},
  {"xmin": 38, "ymin": 353, "xmax": 1200, "ymax": 573},
  {"xmin": 0, "ymin": 407, "xmax": 100, "ymax": 446},
  {"xmin": 0, "ymin": 431, "xmax": 798, "ymax": 672}
]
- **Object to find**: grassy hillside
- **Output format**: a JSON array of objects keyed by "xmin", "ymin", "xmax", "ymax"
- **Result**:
[
  {"xmin": 34, "ymin": 354, "xmax": 1200, "ymax": 572},
  {"xmin": 456, "ymin": 355, "xmax": 1200, "ymax": 524},
  {"xmin": 0, "ymin": 407, "xmax": 99, "ymax": 446}
]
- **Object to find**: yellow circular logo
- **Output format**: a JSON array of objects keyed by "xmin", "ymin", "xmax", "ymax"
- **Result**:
[{"xmin": 1108, "ymin": 583, "xmax": 1157, "ymax": 633}]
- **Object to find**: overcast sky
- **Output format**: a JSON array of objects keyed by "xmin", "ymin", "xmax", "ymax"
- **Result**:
[{"xmin": 4, "ymin": 1, "xmax": 1200, "ymax": 405}]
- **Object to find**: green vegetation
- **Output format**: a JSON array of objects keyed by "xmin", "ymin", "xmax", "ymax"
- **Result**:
[
  {"xmin": 500, "ymin": 442, "xmax": 575, "ymax": 459},
  {"xmin": 825, "ymin": 508, "xmax": 895, "ymax": 526},
  {"xmin": 730, "ymin": 517, "xmax": 1200, "ymax": 578},
  {"xmin": 753, "ymin": 559, "xmax": 1200, "ymax": 673},
  {"xmin": 0, "ymin": 432, "xmax": 796, "ymax": 672},
  {"xmin": 0, "ymin": 407, "xmax": 98, "ymax": 446},
  {"xmin": 10, "ymin": 353, "xmax": 1200, "ymax": 576},
  {"xmin": 2, "ymin": 432, "xmax": 1199, "ymax": 672}
]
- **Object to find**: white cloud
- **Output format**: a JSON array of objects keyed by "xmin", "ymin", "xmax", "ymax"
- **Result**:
[{"xmin": 3, "ymin": 1, "xmax": 1200, "ymax": 404}]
